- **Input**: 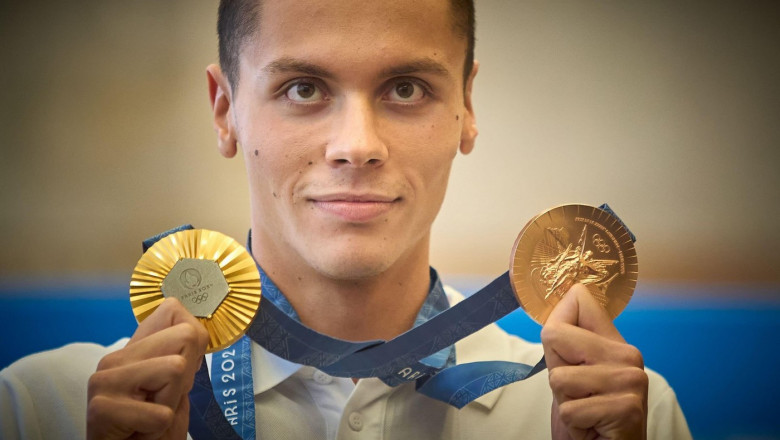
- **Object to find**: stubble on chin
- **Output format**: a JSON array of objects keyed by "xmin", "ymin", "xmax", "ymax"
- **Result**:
[{"xmin": 307, "ymin": 248, "xmax": 395, "ymax": 282}]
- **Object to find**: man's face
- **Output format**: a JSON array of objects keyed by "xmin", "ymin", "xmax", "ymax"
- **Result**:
[{"xmin": 215, "ymin": 0, "xmax": 477, "ymax": 281}]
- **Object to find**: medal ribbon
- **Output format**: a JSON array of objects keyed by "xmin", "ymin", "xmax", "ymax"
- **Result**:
[
  {"xmin": 185, "ymin": 259, "xmax": 545, "ymax": 438},
  {"xmin": 209, "ymin": 335, "xmax": 255, "ymax": 440},
  {"xmin": 187, "ymin": 267, "xmax": 544, "ymax": 440},
  {"xmin": 144, "ymin": 203, "xmax": 633, "ymax": 439}
]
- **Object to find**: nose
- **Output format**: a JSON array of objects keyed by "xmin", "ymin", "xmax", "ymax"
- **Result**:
[{"xmin": 325, "ymin": 96, "xmax": 388, "ymax": 167}]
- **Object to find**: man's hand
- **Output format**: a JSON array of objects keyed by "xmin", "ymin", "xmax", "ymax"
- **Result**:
[
  {"xmin": 87, "ymin": 298, "xmax": 209, "ymax": 440},
  {"xmin": 541, "ymin": 284, "xmax": 648, "ymax": 440}
]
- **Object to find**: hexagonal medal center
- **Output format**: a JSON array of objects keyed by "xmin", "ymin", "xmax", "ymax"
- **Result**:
[{"xmin": 162, "ymin": 258, "xmax": 229, "ymax": 318}]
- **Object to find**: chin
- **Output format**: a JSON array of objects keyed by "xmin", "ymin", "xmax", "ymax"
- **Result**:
[{"xmin": 309, "ymin": 249, "xmax": 395, "ymax": 281}]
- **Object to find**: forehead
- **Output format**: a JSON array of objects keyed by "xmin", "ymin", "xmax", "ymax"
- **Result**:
[{"xmin": 241, "ymin": 0, "xmax": 466, "ymax": 80}]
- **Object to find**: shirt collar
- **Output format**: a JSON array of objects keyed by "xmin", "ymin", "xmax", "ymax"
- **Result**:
[{"xmin": 251, "ymin": 339, "xmax": 303, "ymax": 395}]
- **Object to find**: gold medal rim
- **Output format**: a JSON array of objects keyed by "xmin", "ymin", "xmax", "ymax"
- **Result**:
[
  {"xmin": 509, "ymin": 204, "xmax": 639, "ymax": 324},
  {"xmin": 129, "ymin": 229, "xmax": 262, "ymax": 353}
]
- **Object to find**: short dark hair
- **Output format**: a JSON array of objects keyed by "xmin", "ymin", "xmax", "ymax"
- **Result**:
[{"xmin": 217, "ymin": 0, "xmax": 475, "ymax": 92}]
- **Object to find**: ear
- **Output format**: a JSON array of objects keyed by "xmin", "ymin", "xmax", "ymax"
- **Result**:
[
  {"xmin": 459, "ymin": 60, "xmax": 479, "ymax": 155},
  {"xmin": 206, "ymin": 64, "xmax": 238, "ymax": 158}
]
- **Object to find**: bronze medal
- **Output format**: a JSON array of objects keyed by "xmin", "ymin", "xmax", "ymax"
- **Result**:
[
  {"xmin": 510, "ymin": 204, "xmax": 638, "ymax": 324},
  {"xmin": 129, "ymin": 229, "xmax": 262, "ymax": 352}
]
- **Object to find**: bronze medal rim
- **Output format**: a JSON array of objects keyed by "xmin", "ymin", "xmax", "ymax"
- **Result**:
[
  {"xmin": 129, "ymin": 229, "xmax": 262, "ymax": 353},
  {"xmin": 509, "ymin": 204, "xmax": 639, "ymax": 325}
]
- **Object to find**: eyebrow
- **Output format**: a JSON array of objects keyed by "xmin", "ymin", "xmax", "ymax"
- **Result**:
[
  {"xmin": 379, "ymin": 58, "xmax": 451, "ymax": 78},
  {"xmin": 260, "ymin": 56, "xmax": 451, "ymax": 80},
  {"xmin": 262, "ymin": 57, "xmax": 334, "ymax": 79}
]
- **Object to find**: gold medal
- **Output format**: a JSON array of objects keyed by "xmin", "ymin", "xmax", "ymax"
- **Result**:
[
  {"xmin": 129, "ymin": 229, "xmax": 262, "ymax": 352},
  {"xmin": 510, "ymin": 204, "xmax": 638, "ymax": 324}
]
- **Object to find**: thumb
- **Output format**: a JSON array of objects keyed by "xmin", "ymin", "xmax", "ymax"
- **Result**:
[{"xmin": 545, "ymin": 283, "xmax": 624, "ymax": 343}]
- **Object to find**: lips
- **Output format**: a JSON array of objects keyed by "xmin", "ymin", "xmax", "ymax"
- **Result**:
[{"xmin": 309, "ymin": 193, "xmax": 399, "ymax": 222}]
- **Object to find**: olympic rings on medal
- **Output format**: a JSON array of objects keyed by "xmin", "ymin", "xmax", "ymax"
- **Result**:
[
  {"xmin": 591, "ymin": 233, "xmax": 611, "ymax": 254},
  {"xmin": 191, "ymin": 292, "xmax": 210, "ymax": 304}
]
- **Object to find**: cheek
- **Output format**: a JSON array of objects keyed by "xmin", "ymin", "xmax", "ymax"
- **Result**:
[
  {"xmin": 407, "ymin": 123, "xmax": 461, "ymax": 177},
  {"xmin": 404, "ymin": 145, "xmax": 458, "ymax": 207},
  {"xmin": 242, "ymin": 146, "xmax": 289, "ymax": 208},
  {"xmin": 243, "ymin": 128, "xmax": 317, "ymax": 191}
]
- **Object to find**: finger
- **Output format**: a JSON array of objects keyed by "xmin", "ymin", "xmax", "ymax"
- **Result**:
[
  {"xmin": 548, "ymin": 364, "xmax": 648, "ymax": 404},
  {"xmin": 541, "ymin": 322, "xmax": 643, "ymax": 369},
  {"xmin": 87, "ymin": 395, "xmax": 174, "ymax": 440},
  {"xmin": 89, "ymin": 355, "xmax": 193, "ymax": 410},
  {"xmin": 558, "ymin": 393, "xmax": 647, "ymax": 440},
  {"xmin": 551, "ymin": 397, "xmax": 576, "ymax": 440},
  {"xmin": 545, "ymin": 283, "xmax": 624, "ymax": 342},
  {"xmin": 166, "ymin": 393, "xmax": 191, "ymax": 440},
  {"xmin": 130, "ymin": 297, "xmax": 209, "ymax": 348},
  {"xmin": 99, "ymin": 323, "xmax": 207, "ymax": 376}
]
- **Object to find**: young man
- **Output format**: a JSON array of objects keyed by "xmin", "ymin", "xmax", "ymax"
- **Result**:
[{"xmin": 1, "ymin": 1, "xmax": 691, "ymax": 439}]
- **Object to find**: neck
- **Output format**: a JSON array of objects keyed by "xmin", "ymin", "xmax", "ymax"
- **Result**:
[{"xmin": 252, "ymin": 233, "xmax": 432, "ymax": 342}]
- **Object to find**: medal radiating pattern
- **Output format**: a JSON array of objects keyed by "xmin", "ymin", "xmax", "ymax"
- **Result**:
[
  {"xmin": 130, "ymin": 229, "xmax": 262, "ymax": 352},
  {"xmin": 510, "ymin": 204, "xmax": 638, "ymax": 324}
]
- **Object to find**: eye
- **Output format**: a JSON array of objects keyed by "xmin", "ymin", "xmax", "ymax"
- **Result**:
[
  {"xmin": 284, "ymin": 81, "xmax": 324, "ymax": 102},
  {"xmin": 386, "ymin": 80, "xmax": 426, "ymax": 103}
]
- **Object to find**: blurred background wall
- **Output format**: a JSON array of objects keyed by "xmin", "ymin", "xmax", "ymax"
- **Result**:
[
  {"xmin": 1, "ymin": 1, "xmax": 779, "ymax": 439},
  {"xmin": 1, "ymin": 0, "xmax": 778, "ymax": 286}
]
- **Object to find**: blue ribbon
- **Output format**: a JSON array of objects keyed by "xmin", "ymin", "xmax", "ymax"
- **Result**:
[
  {"xmin": 138, "ymin": 203, "xmax": 635, "ymax": 439},
  {"xmin": 185, "ymin": 267, "xmax": 544, "ymax": 440},
  {"xmin": 210, "ymin": 335, "xmax": 255, "ymax": 440},
  {"xmin": 141, "ymin": 225, "xmax": 544, "ymax": 439}
]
